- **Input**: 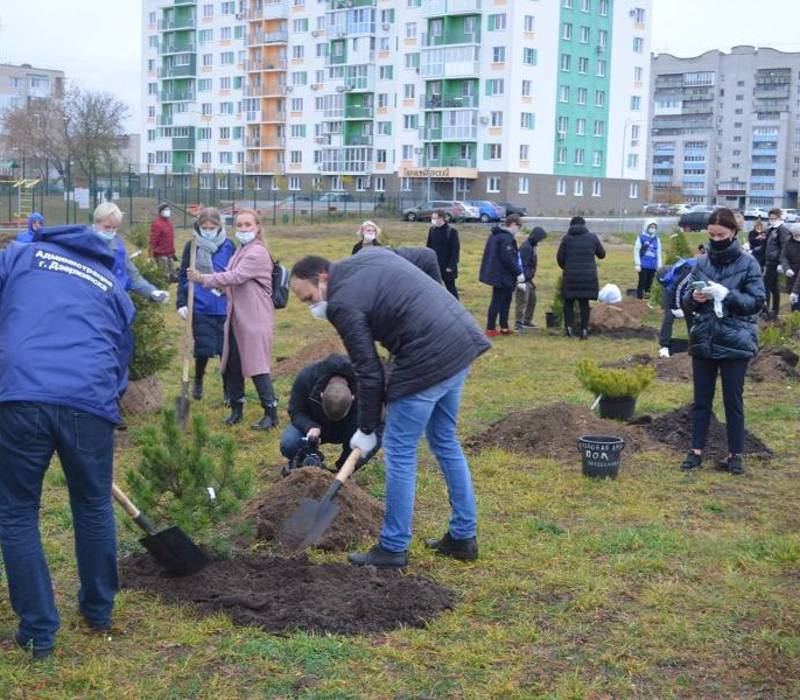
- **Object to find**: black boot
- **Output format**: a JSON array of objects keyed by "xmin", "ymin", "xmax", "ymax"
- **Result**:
[
  {"xmin": 347, "ymin": 543, "xmax": 408, "ymax": 568},
  {"xmin": 425, "ymin": 532, "xmax": 479, "ymax": 561},
  {"xmin": 680, "ymin": 451, "xmax": 702, "ymax": 471},
  {"xmin": 223, "ymin": 401, "xmax": 243, "ymax": 426},
  {"xmin": 251, "ymin": 402, "xmax": 279, "ymax": 431},
  {"xmin": 193, "ymin": 378, "xmax": 203, "ymax": 401},
  {"xmin": 194, "ymin": 358, "xmax": 207, "ymax": 400}
]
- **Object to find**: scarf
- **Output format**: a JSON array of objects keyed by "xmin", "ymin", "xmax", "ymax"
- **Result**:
[{"xmin": 193, "ymin": 228, "xmax": 227, "ymax": 273}]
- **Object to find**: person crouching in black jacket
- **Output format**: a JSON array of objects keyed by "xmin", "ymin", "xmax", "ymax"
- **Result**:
[
  {"xmin": 426, "ymin": 209, "xmax": 460, "ymax": 298},
  {"xmin": 280, "ymin": 353, "xmax": 360, "ymax": 476},
  {"xmin": 479, "ymin": 214, "xmax": 524, "ymax": 336},
  {"xmin": 515, "ymin": 226, "xmax": 547, "ymax": 330},
  {"xmin": 680, "ymin": 207, "xmax": 765, "ymax": 476}
]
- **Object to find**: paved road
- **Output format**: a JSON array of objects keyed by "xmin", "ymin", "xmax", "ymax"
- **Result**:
[{"xmin": 519, "ymin": 216, "xmax": 679, "ymax": 235}]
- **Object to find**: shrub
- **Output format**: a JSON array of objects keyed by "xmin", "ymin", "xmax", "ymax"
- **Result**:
[
  {"xmin": 128, "ymin": 255, "xmax": 172, "ymax": 381},
  {"xmin": 666, "ymin": 229, "xmax": 692, "ymax": 265},
  {"xmin": 127, "ymin": 223, "xmax": 151, "ymax": 252},
  {"xmin": 576, "ymin": 359, "xmax": 655, "ymax": 399},
  {"xmin": 550, "ymin": 274, "xmax": 564, "ymax": 327},
  {"xmin": 126, "ymin": 410, "xmax": 253, "ymax": 553}
]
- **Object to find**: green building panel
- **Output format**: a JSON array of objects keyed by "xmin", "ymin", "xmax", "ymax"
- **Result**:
[{"xmin": 425, "ymin": 16, "xmax": 480, "ymax": 46}]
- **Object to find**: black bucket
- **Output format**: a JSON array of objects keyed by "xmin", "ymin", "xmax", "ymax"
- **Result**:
[
  {"xmin": 578, "ymin": 435, "xmax": 625, "ymax": 479},
  {"xmin": 598, "ymin": 396, "xmax": 636, "ymax": 421},
  {"xmin": 545, "ymin": 311, "xmax": 558, "ymax": 329}
]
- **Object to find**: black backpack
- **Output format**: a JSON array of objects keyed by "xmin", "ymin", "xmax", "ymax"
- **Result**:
[{"xmin": 271, "ymin": 257, "xmax": 289, "ymax": 309}]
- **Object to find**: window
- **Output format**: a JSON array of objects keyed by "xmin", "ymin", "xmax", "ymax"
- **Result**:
[
  {"xmin": 218, "ymin": 152, "xmax": 233, "ymax": 165},
  {"xmin": 633, "ymin": 7, "xmax": 646, "ymax": 22},
  {"xmin": 556, "ymin": 179, "xmax": 566, "ymax": 196},
  {"xmin": 292, "ymin": 45, "xmax": 304, "ymax": 59},
  {"xmin": 522, "ymin": 80, "xmax": 532, "ymax": 97},
  {"xmin": 405, "ymin": 22, "xmax": 417, "ymax": 38},
  {"xmin": 487, "ymin": 144, "xmax": 502, "ymax": 159},
  {"xmin": 493, "ymin": 47, "xmax": 506, "ymax": 63},
  {"xmin": 202, "ymin": 4, "xmax": 213, "ymax": 18},
  {"xmin": 488, "ymin": 13, "xmax": 506, "ymax": 31},
  {"xmin": 574, "ymin": 179, "xmax": 584, "ymax": 196},
  {"xmin": 592, "ymin": 151, "xmax": 602, "ymax": 167},
  {"xmin": 634, "ymin": 66, "xmax": 643, "ymax": 82},
  {"xmin": 491, "ymin": 111, "xmax": 503, "ymax": 127},
  {"xmin": 518, "ymin": 176, "xmax": 529, "ymax": 194},
  {"xmin": 576, "ymin": 118, "xmax": 586, "ymax": 135},
  {"xmin": 198, "ymin": 127, "xmax": 212, "ymax": 140},
  {"xmin": 291, "ymin": 124, "xmax": 306, "ymax": 137},
  {"xmin": 378, "ymin": 93, "xmax": 389, "ymax": 108},
  {"xmin": 404, "ymin": 83, "xmax": 415, "ymax": 99},
  {"xmin": 201, "ymin": 103, "xmax": 212, "ymax": 116},
  {"xmin": 148, "ymin": 11, "xmax": 156, "ymax": 24},
  {"xmin": 595, "ymin": 90, "xmax": 605, "ymax": 107},
  {"xmin": 402, "ymin": 145, "xmax": 414, "ymax": 160},
  {"xmin": 562, "ymin": 23, "xmax": 573, "ymax": 40},
  {"xmin": 521, "ymin": 113, "xmax": 535, "ymax": 130},
  {"xmin": 221, "ymin": 1, "xmax": 235, "ymax": 14},
  {"xmin": 557, "ymin": 116, "xmax": 568, "ymax": 134},
  {"xmin": 598, "ymin": 30, "xmax": 607, "ymax": 47},
  {"xmin": 220, "ymin": 51, "xmax": 234, "ymax": 65},
  {"xmin": 560, "ymin": 54, "xmax": 571, "ymax": 72},
  {"xmin": 379, "ymin": 65, "xmax": 393, "ymax": 80},
  {"xmin": 487, "ymin": 177, "xmax": 500, "ymax": 193},
  {"xmin": 288, "ymin": 176, "xmax": 301, "ymax": 191},
  {"xmin": 148, "ymin": 82, "xmax": 157, "ymax": 95},
  {"xmin": 219, "ymin": 126, "xmax": 231, "ymax": 139},
  {"xmin": 291, "ymin": 97, "xmax": 303, "ymax": 112},
  {"xmin": 381, "ymin": 9, "xmax": 394, "ymax": 23},
  {"xmin": 596, "ymin": 59, "xmax": 606, "ymax": 77},
  {"xmin": 592, "ymin": 180, "xmax": 602, "ymax": 197},
  {"xmin": 220, "ymin": 77, "xmax": 231, "ymax": 90},
  {"xmin": 575, "ymin": 149, "xmax": 585, "ymax": 166},
  {"xmin": 577, "ymin": 87, "xmax": 587, "ymax": 105},
  {"xmin": 202, "ymin": 53, "xmax": 213, "ymax": 67},
  {"xmin": 735, "ymin": 94, "xmax": 744, "ymax": 101},
  {"xmin": 631, "ymin": 124, "xmax": 640, "ymax": 143},
  {"xmin": 520, "ymin": 144, "xmax": 529, "ymax": 160},
  {"xmin": 633, "ymin": 37, "xmax": 644, "ymax": 53},
  {"xmin": 486, "ymin": 79, "xmax": 504, "ymax": 96},
  {"xmin": 405, "ymin": 53, "xmax": 420, "ymax": 69},
  {"xmin": 593, "ymin": 120, "xmax": 604, "ymax": 136},
  {"xmin": 374, "ymin": 177, "xmax": 386, "ymax": 192},
  {"xmin": 292, "ymin": 18, "xmax": 308, "ymax": 32},
  {"xmin": 627, "ymin": 153, "xmax": 639, "ymax": 168},
  {"xmin": 599, "ymin": 0, "xmax": 608, "ymax": 14},
  {"xmin": 630, "ymin": 96, "xmax": 641, "ymax": 111},
  {"xmin": 579, "ymin": 26, "xmax": 589, "ymax": 43},
  {"xmin": 149, "ymin": 35, "xmax": 158, "ymax": 49},
  {"xmin": 219, "ymin": 102, "xmax": 234, "ymax": 115},
  {"xmin": 523, "ymin": 48, "xmax": 538, "ymax": 66},
  {"xmin": 376, "ymin": 149, "xmax": 387, "ymax": 163},
  {"xmin": 221, "ymin": 27, "xmax": 232, "ymax": 41},
  {"xmin": 377, "ymin": 121, "xmax": 391, "ymax": 135},
  {"xmin": 559, "ymin": 85, "xmax": 570, "ymax": 103},
  {"xmin": 562, "ymin": 0, "xmax": 573, "ymax": 7},
  {"xmin": 578, "ymin": 57, "xmax": 588, "ymax": 74},
  {"xmin": 581, "ymin": 0, "xmax": 590, "ymax": 10},
  {"xmin": 524, "ymin": 15, "xmax": 535, "ymax": 32},
  {"xmin": 403, "ymin": 114, "xmax": 418, "ymax": 129},
  {"xmin": 557, "ymin": 147, "xmax": 567, "ymax": 164},
  {"xmin": 290, "ymin": 151, "xmax": 302, "ymax": 164},
  {"xmin": 292, "ymin": 72, "xmax": 307, "ymax": 86}
]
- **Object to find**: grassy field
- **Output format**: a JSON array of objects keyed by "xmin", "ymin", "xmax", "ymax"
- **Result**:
[{"xmin": 1, "ymin": 221, "xmax": 798, "ymax": 699}]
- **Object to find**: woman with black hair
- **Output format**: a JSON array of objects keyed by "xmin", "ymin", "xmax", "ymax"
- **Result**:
[{"xmin": 680, "ymin": 207, "xmax": 765, "ymax": 476}]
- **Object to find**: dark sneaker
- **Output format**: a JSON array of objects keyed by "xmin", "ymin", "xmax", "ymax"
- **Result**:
[
  {"xmin": 347, "ymin": 544, "xmax": 408, "ymax": 568},
  {"xmin": 223, "ymin": 403, "xmax": 243, "ymax": 426},
  {"xmin": 425, "ymin": 532, "xmax": 478, "ymax": 561},
  {"xmin": 680, "ymin": 451, "xmax": 702, "ymax": 471},
  {"xmin": 727, "ymin": 454, "xmax": 745, "ymax": 476},
  {"xmin": 579, "ymin": 329, "xmax": 589, "ymax": 340},
  {"xmin": 565, "ymin": 327, "xmax": 575, "ymax": 338},
  {"xmin": 520, "ymin": 321, "xmax": 537, "ymax": 329},
  {"xmin": 192, "ymin": 382, "xmax": 203, "ymax": 401},
  {"xmin": 15, "ymin": 633, "xmax": 54, "ymax": 661}
]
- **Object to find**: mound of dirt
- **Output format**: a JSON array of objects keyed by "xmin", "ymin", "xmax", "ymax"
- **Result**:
[
  {"xmin": 589, "ymin": 301, "xmax": 655, "ymax": 338},
  {"xmin": 603, "ymin": 353, "xmax": 693, "ymax": 383},
  {"xmin": 243, "ymin": 467, "xmax": 384, "ymax": 552},
  {"xmin": 274, "ymin": 334, "xmax": 345, "ymax": 376},
  {"xmin": 641, "ymin": 404, "xmax": 772, "ymax": 459},
  {"xmin": 119, "ymin": 376, "xmax": 164, "ymax": 415},
  {"xmin": 465, "ymin": 402, "xmax": 657, "ymax": 459},
  {"xmin": 748, "ymin": 347, "xmax": 800, "ymax": 383},
  {"xmin": 120, "ymin": 552, "xmax": 454, "ymax": 635}
]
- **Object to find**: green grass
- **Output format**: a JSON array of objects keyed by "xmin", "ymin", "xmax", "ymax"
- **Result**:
[{"xmin": 1, "ymin": 220, "xmax": 798, "ymax": 699}]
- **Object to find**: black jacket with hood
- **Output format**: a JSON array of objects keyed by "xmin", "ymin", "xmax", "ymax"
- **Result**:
[
  {"xmin": 556, "ymin": 224, "xmax": 606, "ymax": 299},
  {"xmin": 426, "ymin": 221, "xmax": 460, "ymax": 279},
  {"xmin": 479, "ymin": 225, "xmax": 521, "ymax": 289},
  {"xmin": 519, "ymin": 226, "xmax": 547, "ymax": 282}
]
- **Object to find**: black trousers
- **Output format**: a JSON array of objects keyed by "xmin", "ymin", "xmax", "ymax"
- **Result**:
[
  {"xmin": 563, "ymin": 298, "xmax": 590, "ymax": 332},
  {"xmin": 763, "ymin": 264, "xmax": 780, "ymax": 315},
  {"xmin": 224, "ymin": 330, "xmax": 275, "ymax": 408},
  {"xmin": 691, "ymin": 356, "xmax": 749, "ymax": 455},
  {"xmin": 637, "ymin": 268, "xmax": 656, "ymax": 299},
  {"xmin": 443, "ymin": 275, "xmax": 459, "ymax": 300},
  {"xmin": 487, "ymin": 286, "xmax": 513, "ymax": 330}
]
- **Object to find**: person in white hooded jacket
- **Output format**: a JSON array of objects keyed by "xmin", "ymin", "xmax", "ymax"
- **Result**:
[{"xmin": 633, "ymin": 218, "xmax": 663, "ymax": 299}]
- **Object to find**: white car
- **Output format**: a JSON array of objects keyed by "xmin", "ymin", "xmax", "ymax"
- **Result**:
[{"xmin": 782, "ymin": 208, "xmax": 798, "ymax": 223}]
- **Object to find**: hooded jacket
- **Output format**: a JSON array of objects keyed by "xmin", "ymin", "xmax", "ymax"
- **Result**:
[
  {"xmin": 556, "ymin": 224, "xmax": 606, "ymax": 299},
  {"xmin": 748, "ymin": 227, "xmax": 767, "ymax": 269},
  {"xmin": 149, "ymin": 214, "xmax": 176, "ymax": 258},
  {"xmin": 107, "ymin": 233, "xmax": 157, "ymax": 298},
  {"xmin": 633, "ymin": 219, "xmax": 662, "ymax": 271},
  {"xmin": 478, "ymin": 225, "xmax": 521, "ymax": 289},
  {"xmin": 519, "ymin": 226, "xmax": 547, "ymax": 281},
  {"xmin": 0, "ymin": 225, "xmax": 135, "ymax": 423},
  {"xmin": 765, "ymin": 221, "xmax": 791, "ymax": 266},
  {"xmin": 778, "ymin": 232, "xmax": 800, "ymax": 277},
  {"xmin": 682, "ymin": 239, "xmax": 765, "ymax": 360},
  {"xmin": 326, "ymin": 247, "xmax": 490, "ymax": 432},
  {"xmin": 426, "ymin": 221, "xmax": 460, "ymax": 279},
  {"xmin": 288, "ymin": 353, "xmax": 358, "ymax": 443},
  {"xmin": 15, "ymin": 213, "xmax": 45, "ymax": 244}
]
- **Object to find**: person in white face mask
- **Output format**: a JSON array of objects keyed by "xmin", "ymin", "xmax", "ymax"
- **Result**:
[
  {"xmin": 149, "ymin": 203, "xmax": 177, "ymax": 281},
  {"xmin": 176, "ymin": 208, "xmax": 236, "ymax": 402},
  {"xmin": 187, "ymin": 209, "xmax": 278, "ymax": 430},
  {"xmin": 783, "ymin": 223, "xmax": 800, "ymax": 311},
  {"xmin": 352, "ymin": 220, "xmax": 382, "ymax": 255}
]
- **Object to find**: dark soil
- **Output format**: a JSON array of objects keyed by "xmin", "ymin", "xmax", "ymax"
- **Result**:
[
  {"xmin": 591, "ymin": 326, "xmax": 658, "ymax": 340},
  {"xmin": 274, "ymin": 335, "xmax": 345, "ymax": 376},
  {"xmin": 243, "ymin": 467, "xmax": 384, "ymax": 552},
  {"xmin": 748, "ymin": 347, "xmax": 800, "ymax": 383},
  {"xmin": 638, "ymin": 404, "xmax": 772, "ymax": 459},
  {"xmin": 464, "ymin": 402, "xmax": 658, "ymax": 459},
  {"xmin": 603, "ymin": 353, "xmax": 693, "ymax": 382},
  {"xmin": 120, "ymin": 552, "xmax": 454, "ymax": 635}
]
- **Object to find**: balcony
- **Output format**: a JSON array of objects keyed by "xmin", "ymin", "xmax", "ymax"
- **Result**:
[
  {"xmin": 421, "ymin": 32, "xmax": 479, "ymax": 47},
  {"xmin": 422, "ymin": 95, "xmax": 478, "ymax": 110},
  {"xmin": 157, "ymin": 114, "xmax": 173, "ymax": 126},
  {"xmin": 160, "ymin": 39, "xmax": 197, "ymax": 55},
  {"xmin": 160, "ymin": 89, "xmax": 196, "ymax": 102},
  {"xmin": 244, "ymin": 58, "xmax": 288, "ymax": 72},
  {"xmin": 244, "ymin": 84, "xmax": 288, "ymax": 97},
  {"xmin": 326, "ymin": 22, "xmax": 376, "ymax": 39},
  {"xmin": 426, "ymin": 156, "xmax": 476, "ymax": 168},
  {"xmin": 159, "ymin": 15, "xmax": 196, "ymax": 30},
  {"xmin": 328, "ymin": 0, "xmax": 376, "ymax": 9},
  {"xmin": 245, "ymin": 161, "xmax": 284, "ymax": 174},
  {"xmin": 425, "ymin": 0, "xmax": 482, "ymax": 15},
  {"xmin": 172, "ymin": 136, "xmax": 195, "ymax": 150},
  {"xmin": 247, "ymin": 2, "xmax": 287, "ymax": 20},
  {"xmin": 158, "ymin": 60, "xmax": 196, "ymax": 79},
  {"xmin": 344, "ymin": 104, "xmax": 374, "ymax": 119},
  {"xmin": 247, "ymin": 31, "xmax": 289, "ymax": 46},
  {"xmin": 420, "ymin": 46, "xmax": 480, "ymax": 78},
  {"xmin": 345, "ymin": 135, "xmax": 373, "ymax": 146}
]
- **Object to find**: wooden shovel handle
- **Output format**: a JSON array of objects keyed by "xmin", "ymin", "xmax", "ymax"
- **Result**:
[
  {"xmin": 111, "ymin": 482, "xmax": 140, "ymax": 519},
  {"xmin": 181, "ymin": 240, "xmax": 198, "ymax": 384},
  {"xmin": 335, "ymin": 447, "xmax": 362, "ymax": 484}
]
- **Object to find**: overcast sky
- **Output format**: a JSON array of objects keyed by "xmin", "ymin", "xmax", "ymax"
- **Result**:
[{"xmin": 1, "ymin": 0, "xmax": 799, "ymax": 133}]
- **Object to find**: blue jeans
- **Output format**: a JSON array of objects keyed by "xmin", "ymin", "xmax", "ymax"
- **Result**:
[
  {"xmin": 0, "ymin": 403, "xmax": 117, "ymax": 649},
  {"xmin": 380, "ymin": 368, "xmax": 477, "ymax": 552}
]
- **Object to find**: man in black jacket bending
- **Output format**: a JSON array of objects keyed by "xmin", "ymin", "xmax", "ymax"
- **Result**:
[
  {"xmin": 290, "ymin": 246, "xmax": 490, "ymax": 567},
  {"xmin": 280, "ymin": 353, "xmax": 358, "ymax": 475},
  {"xmin": 426, "ymin": 209, "xmax": 460, "ymax": 298}
]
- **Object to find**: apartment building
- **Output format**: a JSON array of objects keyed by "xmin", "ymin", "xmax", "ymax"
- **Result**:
[
  {"xmin": 648, "ymin": 46, "xmax": 800, "ymax": 209},
  {"xmin": 142, "ymin": 0, "xmax": 651, "ymax": 213}
]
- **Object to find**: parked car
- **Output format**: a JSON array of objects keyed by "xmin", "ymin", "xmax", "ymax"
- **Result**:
[
  {"xmin": 743, "ymin": 207, "xmax": 770, "ymax": 220},
  {"xmin": 644, "ymin": 203, "xmax": 670, "ymax": 215},
  {"xmin": 782, "ymin": 208, "xmax": 798, "ymax": 223},
  {"xmin": 497, "ymin": 201, "xmax": 528, "ymax": 217},
  {"xmin": 274, "ymin": 192, "xmax": 377, "ymax": 214},
  {"xmin": 678, "ymin": 205, "xmax": 718, "ymax": 232},
  {"xmin": 402, "ymin": 200, "xmax": 474, "ymax": 222},
  {"xmin": 465, "ymin": 200, "xmax": 506, "ymax": 223}
]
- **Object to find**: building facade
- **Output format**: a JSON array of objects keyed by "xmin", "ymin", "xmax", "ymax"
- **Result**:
[
  {"xmin": 141, "ymin": 0, "xmax": 651, "ymax": 213},
  {"xmin": 648, "ymin": 46, "xmax": 800, "ymax": 209}
]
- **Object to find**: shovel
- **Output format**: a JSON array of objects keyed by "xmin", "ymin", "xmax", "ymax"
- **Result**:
[
  {"xmin": 111, "ymin": 483, "xmax": 208, "ymax": 575},
  {"xmin": 281, "ymin": 448, "xmax": 362, "ymax": 552},
  {"xmin": 175, "ymin": 239, "xmax": 198, "ymax": 427}
]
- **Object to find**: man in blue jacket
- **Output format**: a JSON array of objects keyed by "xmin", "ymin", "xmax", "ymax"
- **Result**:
[
  {"xmin": 0, "ymin": 224, "xmax": 135, "ymax": 660},
  {"xmin": 15, "ymin": 212, "xmax": 45, "ymax": 243}
]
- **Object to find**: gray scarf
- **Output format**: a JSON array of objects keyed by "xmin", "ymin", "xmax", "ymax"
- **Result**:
[{"xmin": 193, "ymin": 227, "xmax": 227, "ymax": 273}]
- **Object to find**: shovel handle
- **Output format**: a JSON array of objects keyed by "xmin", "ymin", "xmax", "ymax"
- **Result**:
[
  {"xmin": 181, "ymin": 240, "xmax": 198, "ymax": 384},
  {"xmin": 320, "ymin": 448, "xmax": 362, "ymax": 503},
  {"xmin": 111, "ymin": 483, "xmax": 158, "ymax": 536}
]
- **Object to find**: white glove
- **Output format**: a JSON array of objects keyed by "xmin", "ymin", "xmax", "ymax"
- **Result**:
[
  {"xmin": 635, "ymin": 265, "xmax": 641, "ymax": 272},
  {"xmin": 177, "ymin": 306, "xmax": 188, "ymax": 320},
  {"xmin": 703, "ymin": 281, "xmax": 729, "ymax": 303},
  {"xmin": 658, "ymin": 347, "xmax": 670, "ymax": 358},
  {"xmin": 791, "ymin": 293, "xmax": 799, "ymax": 305},
  {"xmin": 150, "ymin": 289, "xmax": 170, "ymax": 304},
  {"xmin": 517, "ymin": 282, "xmax": 527, "ymax": 291},
  {"xmin": 516, "ymin": 273, "xmax": 525, "ymax": 284},
  {"xmin": 350, "ymin": 429, "xmax": 377, "ymax": 454},
  {"xmin": 786, "ymin": 269, "xmax": 795, "ymax": 278},
  {"xmin": 671, "ymin": 308, "xmax": 685, "ymax": 319},
  {"xmin": 777, "ymin": 265, "xmax": 784, "ymax": 274}
]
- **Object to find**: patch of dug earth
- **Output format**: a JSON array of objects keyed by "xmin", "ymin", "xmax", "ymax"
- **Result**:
[
  {"xmin": 242, "ymin": 467, "xmax": 383, "ymax": 552},
  {"xmin": 120, "ymin": 553, "xmax": 454, "ymax": 634},
  {"xmin": 639, "ymin": 405, "xmax": 772, "ymax": 459},
  {"xmin": 465, "ymin": 402, "xmax": 657, "ymax": 459},
  {"xmin": 747, "ymin": 347, "xmax": 799, "ymax": 383},
  {"xmin": 603, "ymin": 353, "xmax": 693, "ymax": 382},
  {"xmin": 588, "ymin": 301, "xmax": 656, "ymax": 339},
  {"xmin": 274, "ymin": 334, "xmax": 345, "ymax": 376}
]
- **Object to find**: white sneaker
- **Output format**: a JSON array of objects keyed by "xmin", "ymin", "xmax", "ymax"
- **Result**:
[{"xmin": 658, "ymin": 347, "xmax": 670, "ymax": 359}]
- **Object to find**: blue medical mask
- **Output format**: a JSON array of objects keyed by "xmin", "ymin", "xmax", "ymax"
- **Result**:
[
  {"xmin": 95, "ymin": 227, "xmax": 116, "ymax": 243},
  {"xmin": 309, "ymin": 300, "xmax": 328, "ymax": 320}
]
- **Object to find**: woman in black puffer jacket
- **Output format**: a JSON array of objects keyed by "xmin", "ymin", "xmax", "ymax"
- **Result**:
[{"xmin": 680, "ymin": 207, "xmax": 766, "ymax": 476}]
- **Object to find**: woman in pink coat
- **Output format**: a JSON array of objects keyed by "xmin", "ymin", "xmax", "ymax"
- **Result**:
[{"xmin": 188, "ymin": 209, "xmax": 277, "ymax": 430}]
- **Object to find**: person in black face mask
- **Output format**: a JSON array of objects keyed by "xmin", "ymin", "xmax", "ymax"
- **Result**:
[{"xmin": 679, "ymin": 207, "xmax": 766, "ymax": 476}]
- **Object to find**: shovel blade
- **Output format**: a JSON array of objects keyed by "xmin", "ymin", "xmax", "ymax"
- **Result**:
[
  {"xmin": 140, "ymin": 526, "xmax": 208, "ymax": 576},
  {"xmin": 281, "ymin": 497, "xmax": 341, "ymax": 552}
]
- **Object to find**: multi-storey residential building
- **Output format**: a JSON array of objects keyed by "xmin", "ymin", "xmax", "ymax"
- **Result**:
[
  {"xmin": 142, "ymin": 0, "xmax": 651, "ymax": 212},
  {"xmin": 649, "ymin": 46, "xmax": 800, "ymax": 209}
]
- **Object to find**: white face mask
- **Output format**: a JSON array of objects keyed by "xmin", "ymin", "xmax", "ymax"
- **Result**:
[
  {"xmin": 236, "ymin": 231, "xmax": 256, "ymax": 244},
  {"xmin": 648, "ymin": 227, "xmax": 657, "ymax": 235},
  {"xmin": 363, "ymin": 233, "xmax": 376, "ymax": 243},
  {"xmin": 161, "ymin": 209, "xmax": 171, "ymax": 218},
  {"xmin": 309, "ymin": 300, "xmax": 328, "ymax": 320},
  {"xmin": 199, "ymin": 227, "xmax": 220, "ymax": 240}
]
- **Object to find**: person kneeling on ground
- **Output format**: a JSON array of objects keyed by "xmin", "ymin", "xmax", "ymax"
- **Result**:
[
  {"xmin": 290, "ymin": 247, "xmax": 490, "ymax": 568},
  {"xmin": 680, "ymin": 207, "xmax": 765, "ymax": 476},
  {"xmin": 280, "ymin": 353, "xmax": 365, "ymax": 477},
  {"xmin": 656, "ymin": 246, "xmax": 703, "ymax": 358}
]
